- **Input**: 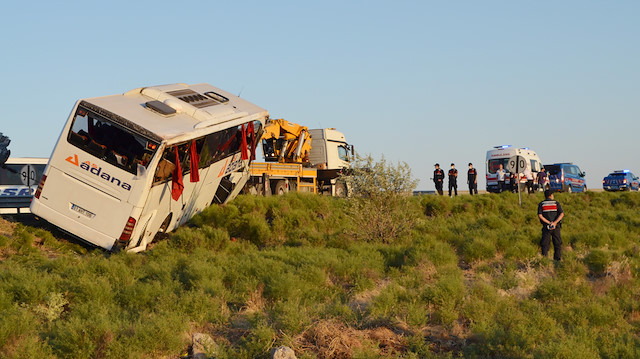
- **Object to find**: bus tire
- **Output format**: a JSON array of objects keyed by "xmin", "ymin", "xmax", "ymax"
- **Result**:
[
  {"xmin": 274, "ymin": 180, "xmax": 288, "ymax": 195},
  {"xmin": 567, "ymin": 185, "xmax": 572, "ymax": 193}
]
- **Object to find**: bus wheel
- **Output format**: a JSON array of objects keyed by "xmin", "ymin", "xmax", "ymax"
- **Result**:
[
  {"xmin": 334, "ymin": 183, "xmax": 347, "ymax": 197},
  {"xmin": 583, "ymin": 185, "xmax": 587, "ymax": 192},
  {"xmin": 274, "ymin": 180, "xmax": 288, "ymax": 195},
  {"xmin": 567, "ymin": 186, "xmax": 572, "ymax": 193}
]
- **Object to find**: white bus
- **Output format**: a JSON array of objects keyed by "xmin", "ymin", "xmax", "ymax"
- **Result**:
[
  {"xmin": 485, "ymin": 145, "xmax": 544, "ymax": 193},
  {"xmin": 31, "ymin": 83, "xmax": 267, "ymax": 252},
  {"xmin": 0, "ymin": 157, "xmax": 48, "ymax": 214}
]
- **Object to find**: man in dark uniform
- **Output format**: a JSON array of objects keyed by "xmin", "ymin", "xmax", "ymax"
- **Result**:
[
  {"xmin": 448, "ymin": 163, "xmax": 458, "ymax": 197},
  {"xmin": 467, "ymin": 162, "xmax": 478, "ymax": 195},
  {"xmin": 433, "ymin": 163, "xmax": 444, "ymax": 195},
  {"xmin": 537, "ymin": 189, "xmax": 565, "ymax": 261}
]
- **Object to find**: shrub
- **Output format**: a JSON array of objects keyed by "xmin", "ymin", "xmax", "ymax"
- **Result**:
[
  {"xmin": 343, "ymin": 154, "xmax": 419, "ymax": 243},
  {"xmin": 584, "ymin": 249, "xmax": 611, "ymax": 274}
]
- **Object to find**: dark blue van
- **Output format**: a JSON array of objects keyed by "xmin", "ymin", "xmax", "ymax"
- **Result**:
[{"xmin": 544, "ymin": 163, "xmax": 586, "ymax": 193}]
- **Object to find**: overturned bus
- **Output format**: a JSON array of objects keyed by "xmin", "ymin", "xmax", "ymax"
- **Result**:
[{"xmin": 31, "ymin": 83, "xmax": 267, "ymax": 252}]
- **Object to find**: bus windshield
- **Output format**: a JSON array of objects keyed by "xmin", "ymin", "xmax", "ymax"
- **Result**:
[{"xmin": 67, "ymin": 105, "xmax": 159, "ymax": 175}]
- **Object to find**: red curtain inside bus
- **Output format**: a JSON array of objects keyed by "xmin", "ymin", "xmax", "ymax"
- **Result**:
[
  {"xmin": 172, "ymin": 147, "xmax": 184, "ymax": 200},
  {"xmin": 189, "ymin": 140, "xmax": 200, "ymax": 182},
  {"xmin": 240, "ymin": 124, "xmax": 249, "ymax": 161}
]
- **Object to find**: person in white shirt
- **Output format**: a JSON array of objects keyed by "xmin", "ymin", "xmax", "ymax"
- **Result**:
[
  {"xmin": 524, "ymin": 167, "xmax": 534, "ymax": 194},
  {"xmin": 497, "ymin": 164, "xmax": 506, "ymax": 193}
]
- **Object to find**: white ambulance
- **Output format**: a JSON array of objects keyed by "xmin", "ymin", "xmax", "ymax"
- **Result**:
[{"xmin": 485, "ymin": 145, "xmax": 544, "ymax": 193}]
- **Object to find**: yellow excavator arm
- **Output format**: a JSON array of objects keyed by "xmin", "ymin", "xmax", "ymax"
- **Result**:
[{"xmin": 261, "ymin": 118, "xmax": 312, "ymax": 164}]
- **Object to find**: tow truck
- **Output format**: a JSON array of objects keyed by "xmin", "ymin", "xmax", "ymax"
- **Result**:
[{"xmin": 244, "ymin": 118, "xmax": 353, "ymax": 196}]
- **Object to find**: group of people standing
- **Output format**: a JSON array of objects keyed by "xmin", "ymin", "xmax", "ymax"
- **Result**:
[
  {"xmin": 495, "ymin": 163, "xmax": 549, "ymax": 194},
  {"xmin": 433, "ymin": 163, "xmax": 478, "ymax": 197}
]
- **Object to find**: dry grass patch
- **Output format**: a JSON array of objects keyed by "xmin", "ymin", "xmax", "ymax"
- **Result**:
[
  {"xmin": 0, "ymin": 217, "xmax": 16, "ymax": 236},
  {"xmin": 295, "ymin": 319, "xmax": 406, "ymax": 358}
]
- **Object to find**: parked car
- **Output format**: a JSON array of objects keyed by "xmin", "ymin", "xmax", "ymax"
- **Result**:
[
  {"xmin": 545, "ymin": 163, "xmax": 586, "ymax": 193},
  {"xmin": 603, "ymin": 170, "xmax": 639, "ymax": 192}
]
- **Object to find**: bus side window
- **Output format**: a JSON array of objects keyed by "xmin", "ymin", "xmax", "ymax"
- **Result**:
[{"xmin": 153, "ymin": 149, "xmax": 176, "ymax": 184}]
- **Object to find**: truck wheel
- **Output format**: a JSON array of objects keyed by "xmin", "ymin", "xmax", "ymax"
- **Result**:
[
  {"xmin": 334, "ymin": 183, "xmax": 347, "ymax": 197},
  {"xmin": 274, "ymin": 180, "xmax": 288, "ymax": 195}
]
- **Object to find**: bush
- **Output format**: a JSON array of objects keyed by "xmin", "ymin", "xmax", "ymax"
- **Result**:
[
  {"xmin": 343, "ymin": 154, "xmax": 419, "ymax": 243},
  {"xmin": 584, "ymin": 249, "xmax": 611, "ymax": 274}
]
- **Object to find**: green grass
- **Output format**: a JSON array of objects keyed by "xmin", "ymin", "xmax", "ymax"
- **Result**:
[{"xmin": 0, "ymin": 191, "xmax": 640, "ymax": 358}]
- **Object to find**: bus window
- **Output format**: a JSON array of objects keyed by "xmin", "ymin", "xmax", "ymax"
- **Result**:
[
  {"xmin": 67, "ymin": 105, "xmax": 159, "ymax": 175},
  {"xmin": 199, "ymin": 126, "xmax": 242, "ymax": 167},
  {"xmin": 153, "ymin": 143, "xmax": 192, "ymax": 185}
]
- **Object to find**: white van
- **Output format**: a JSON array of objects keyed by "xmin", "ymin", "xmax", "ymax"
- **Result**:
[
  {"xmin": 0, "ymin": 157, "xmax": 48, "ymax": 213},
  {"xmin": 485, "ymin": 145, "xmax": 544, "ymax": 192},
  {"xmin": 31, "ymin": 83, "xmax": 267, "ymax": 252}
]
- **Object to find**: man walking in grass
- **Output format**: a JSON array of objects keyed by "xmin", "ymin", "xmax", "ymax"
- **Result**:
[{"xmin": 538, "ymin": 189, "xmax": 565, "ymax": 261}]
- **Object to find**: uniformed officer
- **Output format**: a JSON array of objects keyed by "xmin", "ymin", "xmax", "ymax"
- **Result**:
[
  {"xmin": 448, "ymin": 163, "xmax": 458, "ymax": 197},
  {"xmin": 433, "ymin": 163, "xmax": 444, "ymax": 195},
  {"xmin": 537, "ymin": 189, "xmax": 565, "ymax": 261},
  {"xmin": 467, "ymin": 163, "xmax": 478, "ymax": 195}
]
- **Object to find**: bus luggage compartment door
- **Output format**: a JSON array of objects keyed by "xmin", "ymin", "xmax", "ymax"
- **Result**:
[{"xmin": 37, "ymin": 166, "xmax": 133, "ymax": 243}]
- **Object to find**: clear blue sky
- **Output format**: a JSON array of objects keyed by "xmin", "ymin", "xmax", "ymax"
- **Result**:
[{"xmin": 1, "ymin": 1, "xmax": 638, "ymax": 190}]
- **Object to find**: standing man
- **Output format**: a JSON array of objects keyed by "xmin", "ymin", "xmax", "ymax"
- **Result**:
[
  {"xmin": 433, "ymin": 163, "xmax": 445, "ymax": 196},
  {"xmin": 448, "ymin": 163, "xmax": 458, "ymax": 197},
  {"xmin": 524, "ymin": 167, "xmax": 534, "ymax": 194},
  {"xmin": 467, "ymin": 163, "xmax": 478, "ymax": 195},
  {"xmin": 536, "ymin": 167, "xmax": 547, "ymax": 192},
  {"xmin": 497, "ymin": 163, "xmax": 507, "ymax": 193},
  {"xmin": 537, "ymin": 189, "xmax": 565, "ymax": 261}
]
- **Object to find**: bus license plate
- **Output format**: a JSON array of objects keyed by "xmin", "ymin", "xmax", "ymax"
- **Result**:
[{"xmin": 70, "ymin": 203, "xmax": 95, "ymax": 219}]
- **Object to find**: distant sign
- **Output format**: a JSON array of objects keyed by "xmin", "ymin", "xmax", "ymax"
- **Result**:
[
  {"xmin": 20, "ymin": 164, "xmax": 37, "ymax": 188},
  {"xmin": 507, "ymin": 156, "xmax": 527, "ymax": 173}
]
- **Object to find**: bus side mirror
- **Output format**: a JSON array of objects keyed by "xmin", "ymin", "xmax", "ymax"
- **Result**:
[{"xmin": 580, "ymin": 172, "xmax": 586, "ymax": 177}]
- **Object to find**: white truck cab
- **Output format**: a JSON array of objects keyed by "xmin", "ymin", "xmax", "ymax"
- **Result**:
[{"xmin": 308, "ymin": 128, "xmax": 352, "ymax": 170}]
